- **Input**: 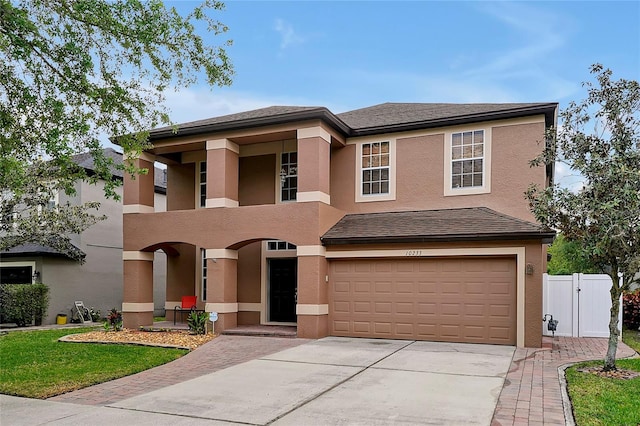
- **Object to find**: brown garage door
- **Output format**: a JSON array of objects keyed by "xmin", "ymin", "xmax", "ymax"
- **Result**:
[{"xmin": 329, "ymin": 256, "xmax": 516, "ymax": 345}]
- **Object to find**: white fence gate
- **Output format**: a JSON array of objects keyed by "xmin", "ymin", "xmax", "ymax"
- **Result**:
[{"xmin": 542, "ymin": 273, "xmax": 622, "ymax": 338}]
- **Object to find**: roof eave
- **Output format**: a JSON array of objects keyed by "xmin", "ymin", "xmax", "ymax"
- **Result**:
[
  {"xmin": 147, "ymin": 108, "xmax": 351, "ymax": 142},
  {"xmin": 321, "ymin": 231, "xmax": 556, "ymax": 246},
  {"xmin": 349, "ymin": 103, "xmax": 558, "ymax": 137}
]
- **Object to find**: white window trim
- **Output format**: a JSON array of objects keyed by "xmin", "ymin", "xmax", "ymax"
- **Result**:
[
  {"xmin": 278, "ymin": 151, "xmax": 298, "ymax": 203},
  {"xmin": 355, "ymin": 138, "xmax": 396, "ymax": 203},
  {"xmin": 196, "ymin": 161, "xmax": 206, "ymax": 208},
  {"xmin": 201, "ymin": 248, "xmax": 207, "ymax": 302},
  {"xmin": 0, "ymin": 261, "xmax": 37, "ymax": 284},
  {"xmin": 444, "ymin": 127, "xmax": 492, "ymax": 196}
]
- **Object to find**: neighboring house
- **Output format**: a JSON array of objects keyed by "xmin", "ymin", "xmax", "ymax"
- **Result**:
[
  {"xmin": 119, "ymin": 103, "xmax": 557, "ymax": 347},
  {"xmin": 0, "ymin": 148, "xmax": 167, "ymax": 324}
]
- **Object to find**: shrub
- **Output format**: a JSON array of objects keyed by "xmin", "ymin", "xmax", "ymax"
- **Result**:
[
  {"xmin": 106, "ymin": 308, "xmax": 123, "ymax": 331},
  {"xmin": 623, "ymin": 290, "xmax": 640, "ymax": 330},
  {"xmin": 187, "ymin": 311, "xmax": 208, "ymax": 335},
  {"xmin": 88, "ymin": 307, "xmax": 101, "ymax": 322},
  {"xmin": 0, "ymin": 283, "xmax": 50, "ymax": 327}
]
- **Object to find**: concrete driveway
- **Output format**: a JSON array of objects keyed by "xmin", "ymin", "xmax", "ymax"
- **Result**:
[
  {"xmin": 1, "ymin": 337, "xmax": 514, "ymax": 425},
  {"xmin": 114, "ymin": 337, "xmax": 513, "ymax": 425}
]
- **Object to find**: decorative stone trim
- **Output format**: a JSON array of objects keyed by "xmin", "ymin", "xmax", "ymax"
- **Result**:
[
  {"xmin": 206, "ymin": 139, "xmax": 240, "ymax": 154},
  {"xmin": 296, "ymin": 191, "xmax": 330, "ymax": 204},
  {"xmin": 296, "ymin": 304, "xmax": 329, "ymax": 315},
  {"xmin": 123, "ymin": 204, "xmax": 155, "ymax": 214},
  {"xmin": 204, "ymin": 249, "xmax": 238, "ymax": 260},
  {"xmin": 205, "ymin": 303, "xmax": 238, "ymax": 313},
  {"xmin": 205, "ymin": 198, "xmax": 239, "ymax": 208},
  {"xmin": 122, "ymin": 302, "xmax": 154, "ymax": 312},
  {"xmin": 122, "ymin": 251, "xmax": 154, "ymax": 261},
  {"xmin": 296, "ymin": 245, "xmax": 326, "ymax": 257},
  {"xmin": 297, "ymin": 126, "xmax": 331, "ymax": 143}
]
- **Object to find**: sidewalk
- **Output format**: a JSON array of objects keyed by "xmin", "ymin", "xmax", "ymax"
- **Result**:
[{"xmin": 492, "ymin": 336, "xmax": 637, "ymax": 426}]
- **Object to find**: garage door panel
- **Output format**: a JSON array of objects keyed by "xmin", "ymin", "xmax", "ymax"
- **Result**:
[{"xmin": 329, "ymin": 257, "xmax": 517, "ymax": 345}]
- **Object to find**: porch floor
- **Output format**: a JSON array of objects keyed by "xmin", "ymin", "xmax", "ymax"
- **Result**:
[{"xmin": 222, "ymin": 325, "xmax": 297, "ymax": 338}]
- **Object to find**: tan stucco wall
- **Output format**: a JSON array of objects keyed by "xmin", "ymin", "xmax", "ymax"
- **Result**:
[
  {"xmin": 239, "ymin": 155, "xmax": 276, "ymax": 206},
  {"xmin": 124, "ymin": 202, "xmax": 345, "ymax": 251},
  {"xmin": 237, "ymin": 242, "xmax": 261, "ymax": 303},
  {"xmin": 167, "ymin": 163, "xmax": 195, "ymax": 211},
  {"xmin": 330, "ymin": 119, "xmax": 547, "ymax": 222}
]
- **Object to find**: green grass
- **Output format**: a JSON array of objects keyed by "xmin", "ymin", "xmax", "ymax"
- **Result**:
[
  {"xmin": 566, "ymin": 328, "xmax": 640, "ymax": 426},
  {"xmin": 0, "ymin": 327, "xmax": 187, "ymax": 399}
]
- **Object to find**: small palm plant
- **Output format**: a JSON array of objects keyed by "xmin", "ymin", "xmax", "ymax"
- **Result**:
[{"xmin": 187, "ymin": 311, "xmax": 208, "ymax": 335}]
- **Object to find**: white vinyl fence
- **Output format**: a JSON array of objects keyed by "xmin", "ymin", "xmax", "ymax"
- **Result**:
[{"xmin": 542, "ymin": 273, "xmax": 622, "ymax": 338}]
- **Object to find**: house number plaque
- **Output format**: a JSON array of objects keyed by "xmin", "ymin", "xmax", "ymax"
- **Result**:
[{"xmin": 405, "ymin": 250, "xmax": 422, "ymax": 256}]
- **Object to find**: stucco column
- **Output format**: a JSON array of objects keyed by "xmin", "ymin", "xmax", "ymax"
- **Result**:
[
  {"xmin": 204, "ymin": 249, "xmax": 238, "ymax": 332},
  {"xmin": 122, "ymin": 251, "xmax": 154, "ymax": 328},
  {"xmin": 296, "ymin": 127, "xmax": 331, "ymax": 204},
  {"xmin": 206, "ymin": 139, "xmax": 239, "ymax": 208},
  {"xmin": 296, "ymin": 246, "xmax": 329, "ymax": 338},
  {"xmin": 123, "ymin": 152, "xmax": 155, "ymax": 214}
]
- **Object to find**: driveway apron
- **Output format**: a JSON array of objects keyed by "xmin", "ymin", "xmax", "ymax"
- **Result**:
[{"xmin": 110, "ymin": 337, "xmax": 514, "ymax": 425}]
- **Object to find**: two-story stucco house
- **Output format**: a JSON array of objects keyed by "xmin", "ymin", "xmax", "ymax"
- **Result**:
[{"xmin": 120, "ymin": 102, "xmax": 557, "ymax": 347}]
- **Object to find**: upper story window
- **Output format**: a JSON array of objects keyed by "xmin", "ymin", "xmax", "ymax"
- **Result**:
[
  {"xmin": 362, "ymin": 142, "xmax": 390, "ymax": 195},
  {"xmin": 445, "ymin": 128, "xmax": 491, "ymax": 196},
  {"xmin": 280, "ymin": 152, "xmax": 297, "ymax": 202},
  {"xmin": 452, "ymin": 130, "xmax": 484, "ymax": 189},
  {"xmin": 355, "ymin": 139, "xmax": 396, "ymax": 202},
  {"xmin": 198, "ymin": 161, "xmax": 206, "ymax": 208}
]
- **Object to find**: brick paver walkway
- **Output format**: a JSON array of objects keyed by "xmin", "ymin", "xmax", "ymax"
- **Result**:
[
  {"xmin": 48, "ymin": 335, "xmax": 308, "ymax": 406},
  {"xmin": 492, "ymin": 336, "xmax": 637, "ymax": 426}
]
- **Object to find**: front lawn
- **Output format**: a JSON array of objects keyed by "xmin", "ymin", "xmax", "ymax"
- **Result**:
[
  {"xmin": 566, "ymin": 329, "xmax": 640, "ymax": 426},
  {"xmin": 0, "ymin": 327, "xmax": 187, "ymax": 398}
]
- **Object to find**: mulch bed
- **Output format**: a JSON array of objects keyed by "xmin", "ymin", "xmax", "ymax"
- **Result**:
[
  {"xmin": 576, "ymin": 366, "xmax": 640, "ymax": 380},
  {"xmin": 61, "ymin": 329, "xmax": 216, "ymax": 350}
]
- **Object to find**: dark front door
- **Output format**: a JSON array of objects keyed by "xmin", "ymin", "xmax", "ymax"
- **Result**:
[{"xmin": 268, "ymin": 258, "xmax": 297, "ymax": 322}]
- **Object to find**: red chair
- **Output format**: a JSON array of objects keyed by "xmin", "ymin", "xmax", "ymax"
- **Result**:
[{"xmin": 173, "ymin": 296, "xmax": 198, "ymax": 324}]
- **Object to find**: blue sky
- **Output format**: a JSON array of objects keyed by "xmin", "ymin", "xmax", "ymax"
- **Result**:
[
  {"xmin": 165, "ymin": 1, "xmax": 639, "ymax": 118},
  {"xmin": 157, "ymin": 1, "xmax": 639, "ymax": 188}
]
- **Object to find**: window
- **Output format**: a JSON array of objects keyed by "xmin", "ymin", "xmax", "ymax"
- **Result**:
[
  {"xmin": 199, "ymin": 162, "xmax": 206, "ymax": 208},
  {"xmin": 451, "ymin": 130, "xmax": 484, "ymax": 189},
  {"xmin": 267, "ymin": 240, "xmax": 297, "ymax": 251},
  {"xmin": 355, "ymin": 139, "xmax": 396, "ymax": 202},
  {"xmin": 361, "ymin": 141, "xmax": 390, "ymax": 195},
  {"xmin": 445, "ymin": 128, "xmax": 491, "ymax": 196},
  {"xmin": 0, "ymin": 265, "xmax": 34, "ymax": 284},
  {"xmin": 280, "ymin": 152, "xmax": 297, "ymax": 202},
  {"xmin": 201, "ymin": 249, "xmax": 207, "ymax": 301}
]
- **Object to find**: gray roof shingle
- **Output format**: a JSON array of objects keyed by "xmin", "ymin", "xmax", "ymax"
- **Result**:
[
  {"xmin": 321, "ymin": 207, "xmax": 555, "ymax": 245},
  {"xmin": 144, "ymin": 102, "xmax": 557, "ymax": 141},
  {"xmin": 336, "ymin": 102, "xmax": 555, "ymax": 131},
  {"xmin": 1, "ymin": 243, "xmax": 86, "ymax": 259},
  {"xmin": 71, "ymin": 148, "xmax": 166, "ymax": 190}
]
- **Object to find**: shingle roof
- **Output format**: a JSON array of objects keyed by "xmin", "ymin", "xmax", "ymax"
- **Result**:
[
  {"xmin": 1, "ymin": 243, "xmax": 86, "ymax": 259},
  {"xmin": 152, "ymin": 106, "xmax": 324, "ymax": 133},
  {"xmin": 144, "ymin": 102, "xmax": 557, "ymax": 141},
  {"xmin": 321, "ymin": 207, "xmax": 555, "ymax": 245},
  {"xmin": 71, "ymin": 148, "xmax": 166, "ymax": 191},
  {"xmin": 336, "ymin": 102, "xmax": 556, "ymax": 132}
]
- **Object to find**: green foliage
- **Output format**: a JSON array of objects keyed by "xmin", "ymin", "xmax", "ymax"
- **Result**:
[
  {"xmin": 0, "ymin": 283, "xmax": 49, "ymax": 326},
  {"xmin": 547, "ymin": 234, "xmax": 599, "ymax": 275},
  {"xmin": 566, "ymin": 359, "xmax": 640, "ymax": 426},
  {"xmin": 0, "ymin": 327, "xmax": 186, "ymax": 398},
  {"xmin": 187, "ymin": 311, "xmax": 207, "ymax": 335},
  {"xmin": 0, "ymin": 0, "xmax": 233, "ymax": 260},
  {"xmin": 623, "ymin": 290, "xmax": 640, "ymax": 330},
  {"xmin": 106, "ymin": 307, "xmax": 123, "ymax": 331},
  {"xmin": 88, "ymin": 307, "xmax": 101, "ymax": 322},
  {"xmin": 527, "ymin": 64, "xmax": 640, "ymax": 369}
]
